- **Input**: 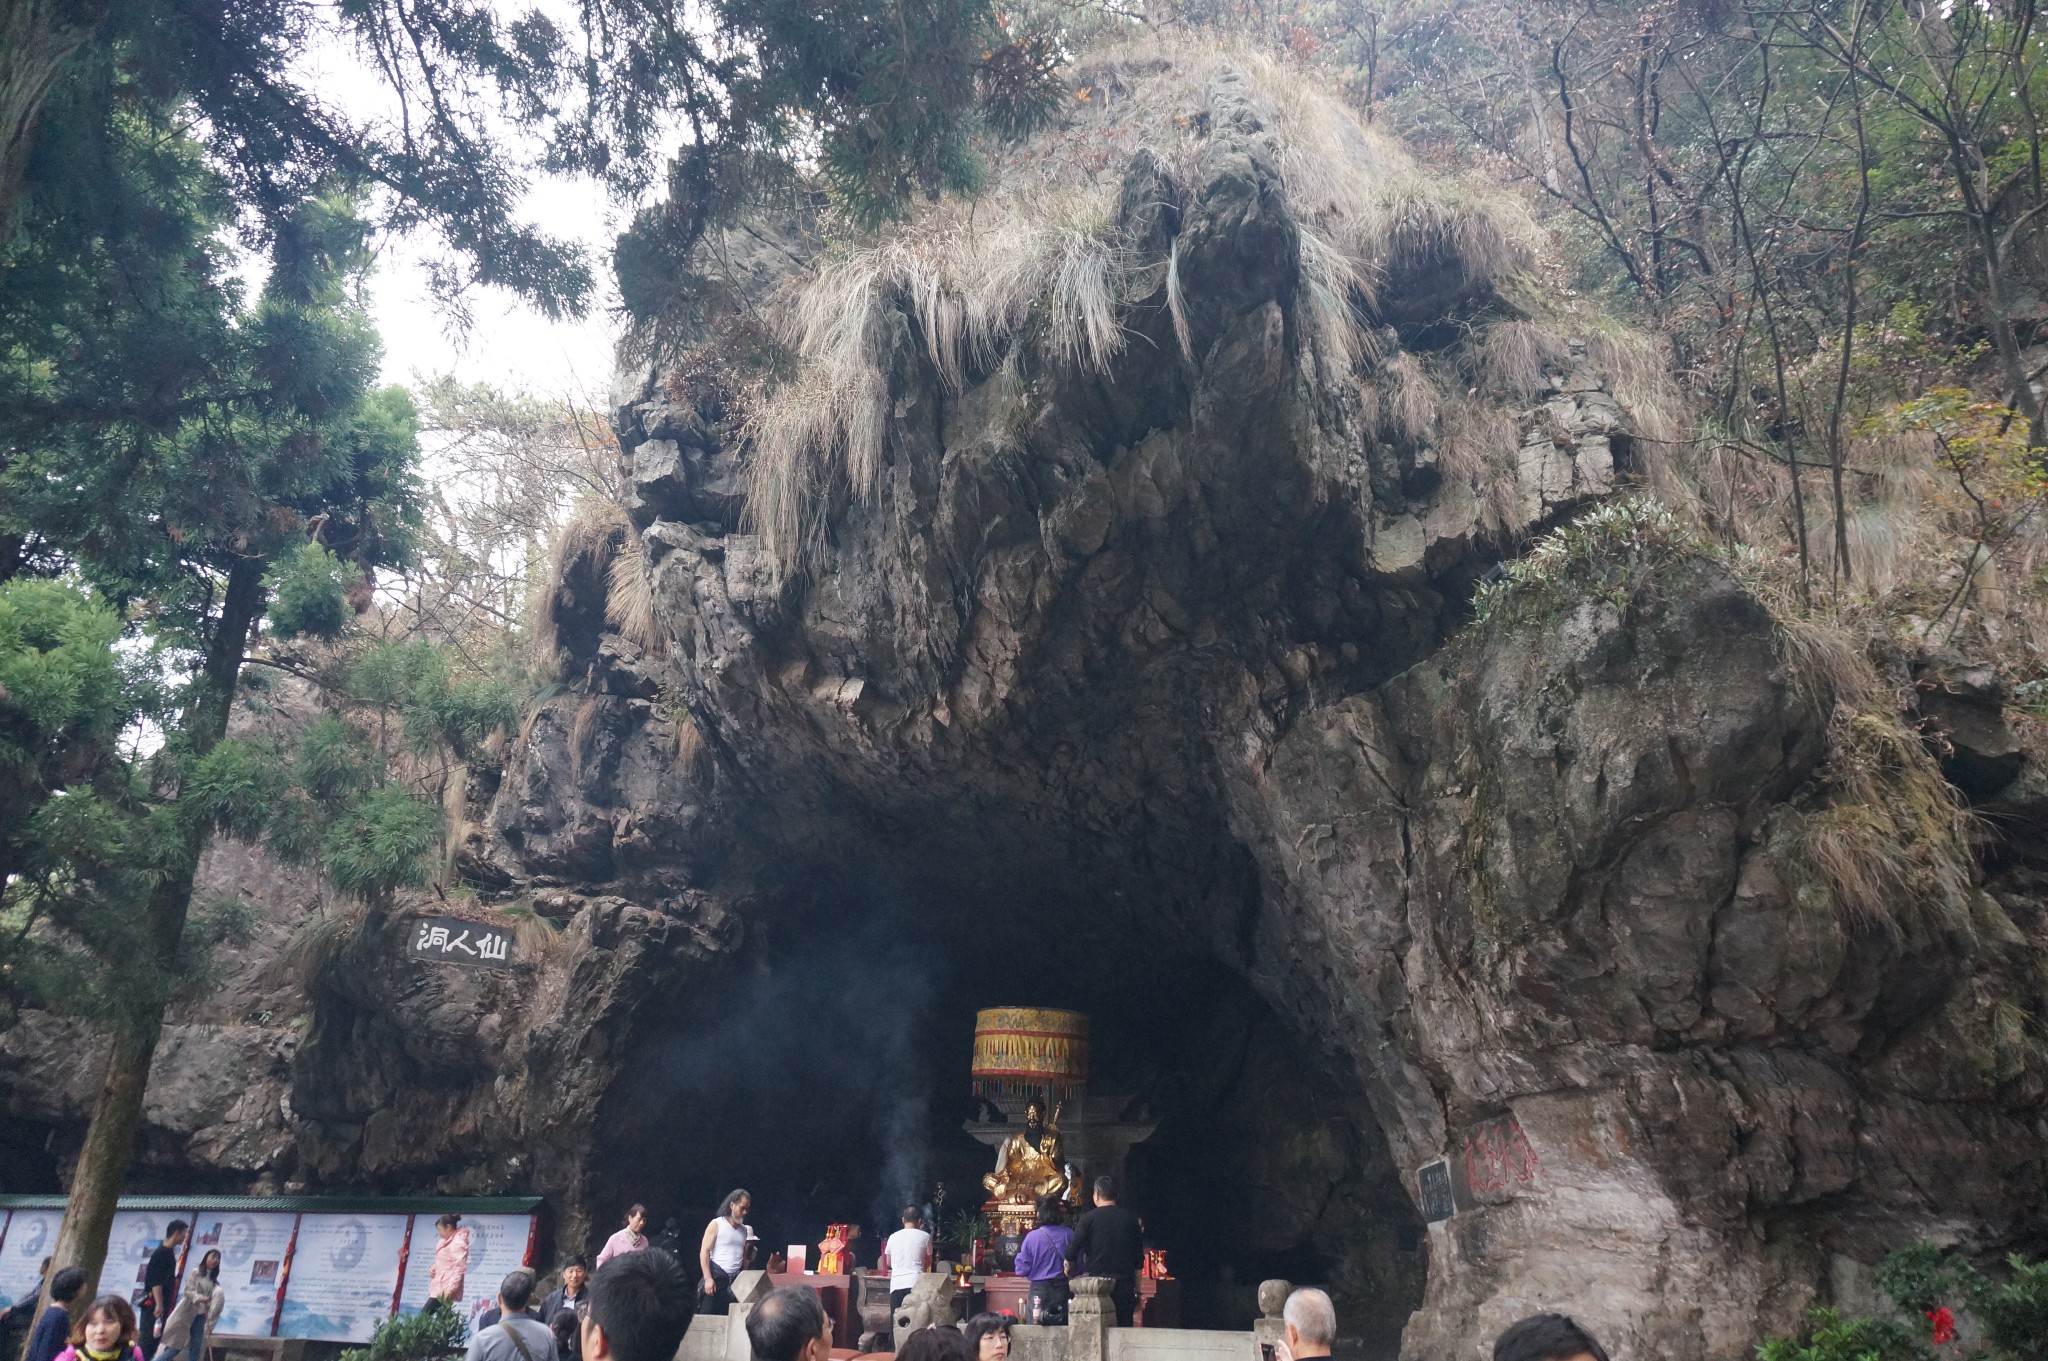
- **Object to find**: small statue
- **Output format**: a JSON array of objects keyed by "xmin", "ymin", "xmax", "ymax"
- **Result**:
[{"xmin": 983, "ymin": 1099, "xmax": 1067, "ymax": 1203}]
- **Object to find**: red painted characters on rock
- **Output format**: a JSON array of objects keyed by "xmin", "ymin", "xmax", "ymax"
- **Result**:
[{"xmin": 1461, "ymin": 1115, "xmax": 1545, "ymax": 1197}]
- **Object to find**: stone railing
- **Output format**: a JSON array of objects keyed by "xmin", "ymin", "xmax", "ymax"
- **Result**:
[{"xmin": 677, "ymin": 1272, "xmax": 1295, "ymax": 1361}]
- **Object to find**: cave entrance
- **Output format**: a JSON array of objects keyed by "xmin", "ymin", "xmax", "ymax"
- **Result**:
[{"xmin": 594, "ymin": 836, "xmax": 1424, "ymax": 1354}]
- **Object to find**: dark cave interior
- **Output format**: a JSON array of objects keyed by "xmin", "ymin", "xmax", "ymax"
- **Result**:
[{"xmin": 591, "ymin": 830, "xmax": 1424, "ymax": 1350}]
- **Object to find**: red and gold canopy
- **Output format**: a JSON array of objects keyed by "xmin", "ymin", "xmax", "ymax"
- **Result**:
[{"xmin": 971, "ymin": 1007, "xmax": 1090, "ymax": 1108}]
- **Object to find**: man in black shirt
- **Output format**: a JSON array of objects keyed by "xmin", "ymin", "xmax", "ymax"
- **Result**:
[
  {"xmin": 1064, "ymin": 1177, "xmax": 1143, "ymax": 1327},
  {"xmin": 139, "ymin": 1221, "xmax": 189, "ymax": 1359}
]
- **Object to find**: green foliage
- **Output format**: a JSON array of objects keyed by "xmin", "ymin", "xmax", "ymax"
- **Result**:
[
  {"xmin": 1471, "ymin": 499, "xmax": 1702, "ymax": 626},
  {"xmin": 1976, "ymin": 1258, "xmax": 2048, "ymax": 1359},
  {"xmin": 0, "ymin": 581, "xmax": 128, "ymax": 755},
  {"xmin": 267, "ymin": 544, "xmax": 361, "ymax": 641},
  {"xmin": 339, "ymin": 1298, "xmax": 466, "ymax": 1361},
  {"xmin": 294, "ymin": 716, "xmax": 383, "ymax": 807},
  {"xmin": 181, "ymin": 738, "xmax": 292, "ymax": 844},
  {"xmin": 0, "ymin": 44, "xmax": 441, "ymax": 1043},
  {"xmin": 1869, "ymin": 1246, "xmax": 2048, "ymax": 1361},
  {"xmin": 346, "ymin": 641, "xmax": 521, "ymax": 760},
  {"xmin": 319, "ymin": 785, "xmax": 443, "ymax": 901},
  {"xmin": 977, "ymin": 22, "xmax": 1070, "ymax": 142},
  {"xmin": 1756, "ymin": 1309, "xmax": 1929, "ymax": 1361},
  {"xmin": 613, "ymin": 0, "xmax": 1067, "ymax": 321},
  {"xmin": 939, "ymin": 1209, "xmax": 993, "ymax": 1254},
  {"xmin": 1759, "ymin": 1245, "xmax": 2048, "ymax": 1361}
]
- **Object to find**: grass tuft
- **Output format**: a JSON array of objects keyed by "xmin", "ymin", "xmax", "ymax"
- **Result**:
[
  {"xmin": 1478, "ymin": 319, "xmax": 1572, "ymax": 400},
  {"xmin": 1799, "ymin": 709, "xmax": 1976, "ymax": 938},
  {"xmin": 605, "ymin": 532, "xmax": 663, "ymax": 656}
]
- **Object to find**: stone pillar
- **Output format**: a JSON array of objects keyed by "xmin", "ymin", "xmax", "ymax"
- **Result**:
[
  {"xmin": 1065, "ymin": 1278, "xmax": 1115, "ymax": 1361},
  {"xmin": 723, "ymin": 1271, "xmax": 772, "ymax": 1361},
  {"xmin": 1252, "ymin": 1280, "xmax": 1292, "ymax": 1349}
]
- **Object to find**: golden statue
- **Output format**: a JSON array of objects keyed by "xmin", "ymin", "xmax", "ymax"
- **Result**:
[{"xmin": 983, "ymin": 1100, "xmax": 1067, "ymax": 1203}]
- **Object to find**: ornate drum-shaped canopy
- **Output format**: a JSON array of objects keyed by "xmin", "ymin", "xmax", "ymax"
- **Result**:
[{"xmin": 972, "ymin": 1007, "xmax": 1091, "ymax": 1111}]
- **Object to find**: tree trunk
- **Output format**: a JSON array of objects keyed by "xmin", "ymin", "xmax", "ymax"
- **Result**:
[
  {"xmin": 0, "ymin": 0, "xmax": 106, "ymax": 234},
  {"xmin": 30, "ymin": 558, "xmax": 267, "ymax": 1326},
  {"xmin": 42, "ymin": 1020, "xmax": 161, "ymax": 1298}
]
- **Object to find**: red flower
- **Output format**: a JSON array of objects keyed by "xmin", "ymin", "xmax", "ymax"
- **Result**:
[{"xmin": 1926, "ymin": 1307, "xmax": 1956, "ymax": 1345}]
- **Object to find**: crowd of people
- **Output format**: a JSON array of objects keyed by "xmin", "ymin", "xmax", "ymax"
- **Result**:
[
  {"xmin": 2, "ymin": 1185, "xmax": 1612, "ymax": 1361},
  {"xmin": 535, "ymin": 1173, "xmax": 1612, "ymax": 1361},
  {"xmin": 740, "ymin": 1275, "xmax": 1614, "ymax": 1361}
]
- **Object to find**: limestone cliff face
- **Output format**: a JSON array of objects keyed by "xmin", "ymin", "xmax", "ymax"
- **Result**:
[
  {"xmin": 520, "ymin": 61, "xmax": 2039, "ymax": 1356},
  {"xmin": 3, "ymin": 52, "xmax": 2045, "ymax": 1361}
]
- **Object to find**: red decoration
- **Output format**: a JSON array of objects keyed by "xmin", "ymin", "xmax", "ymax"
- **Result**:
[{"xmin": 1926, "ymin": 1307, "xmax": 1956, "ymax": 1345}]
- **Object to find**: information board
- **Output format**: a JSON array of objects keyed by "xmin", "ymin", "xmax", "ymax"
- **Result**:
[
  {"xmin": 0, "ymin": 1210, "xmax": 63, "ymax": 1309},
  {"xmin": 109, "ymin": 1209, "xmax": 195, "ymax": 1307},
  {"xmin": 276, "ymin": 1214, "xmax": 410, "ymax": 1342},
  {"xmin": 395, "ymin": 1214, "xmax": 534, "ymax": 1327},
  {"xmin": 190, "ymin": 1211, "xmax": 298, "ymax": 1337}
]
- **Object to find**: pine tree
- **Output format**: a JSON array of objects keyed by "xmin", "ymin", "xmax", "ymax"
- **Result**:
[{"xmin": 0, "ymin": 51, "xmax": 439, "ymax": 1303}]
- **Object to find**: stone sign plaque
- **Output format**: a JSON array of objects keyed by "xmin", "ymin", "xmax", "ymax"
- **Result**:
[
  {"xmin": 1416, "ymin": 1160, "xmax": 1455, "ymax": 1223},
  {"xmin": 408, "ymin": 916, "xmax": 513, "ymax": 967}
]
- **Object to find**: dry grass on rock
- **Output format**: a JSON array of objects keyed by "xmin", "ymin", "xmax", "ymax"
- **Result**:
[{"xmin": 739, "ymin": 37, "xmax": 1557, "ymax": 574}]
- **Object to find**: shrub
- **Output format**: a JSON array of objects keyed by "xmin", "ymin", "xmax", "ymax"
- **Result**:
[
  {"xmin": 1471, "ymin": 497, "xmax": 1702, "ymax": 625},
  {"xmin": 1756, "ymin": 1308, "xmax": 1930, "ymax": 1361},
  {"xmin": 1759, "ymin": 1245, "xmax": 2048, "ymax": 1361},
  {"xmin": 340, "ymin": 1299, "xmax": 465, "ymax": 1361}
]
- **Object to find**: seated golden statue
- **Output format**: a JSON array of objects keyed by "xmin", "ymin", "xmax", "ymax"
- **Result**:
[{"xmin": 984, "ymin": 1100, "xmax": 1067, "ymax": 1203}]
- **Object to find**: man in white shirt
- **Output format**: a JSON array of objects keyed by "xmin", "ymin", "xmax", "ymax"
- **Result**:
[
  {"xmin": 698, "ymin": 1189, "xmax": 752, "ymax": 1315},
  {"xmin": 882, "ymin": 1207, "xmax": 933, "ymax": 1311}
]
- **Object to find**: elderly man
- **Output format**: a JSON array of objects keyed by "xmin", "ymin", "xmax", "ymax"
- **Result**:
[
  {"xmin": 1277, "ymin": 1288, "xmax": 1336, "ymax": 1361},
  {"xmin": 468, "ymin": 1271, "xmax": 557, "ymax": 1361},
  {"xmin": 744, "ymin": 1286, "xmax": 833, "ymax": 1361}
]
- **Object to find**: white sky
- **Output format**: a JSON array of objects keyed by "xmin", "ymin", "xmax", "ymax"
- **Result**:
[
  {"xmin": 293, "ymin": 8, "xmax": 638, "ymax": 398},
  {"xmin": 367, "ymin": 188, "xmax": 626, "ymax": 396}
]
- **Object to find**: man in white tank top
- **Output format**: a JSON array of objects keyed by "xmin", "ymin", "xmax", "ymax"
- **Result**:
[{"xmin": 698, "ymin": 1190, "xmax": 753, "ymax": 1315}]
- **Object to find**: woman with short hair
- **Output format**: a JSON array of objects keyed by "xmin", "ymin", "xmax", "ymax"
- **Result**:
[
  {"xmin": 1011, "ymin": 1197, "xmax": 1073, "ymax": 1324},
  {"xmin": 963, "ymin": 1314, "xmax": 1012, "ymax": 1361},
  {"xmin": 55, "ymin": 1296, "xmax": 144, "ymax": 1361}
]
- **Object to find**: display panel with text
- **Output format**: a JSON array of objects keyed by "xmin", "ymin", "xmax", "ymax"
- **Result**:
[
  {"xmin": 189, "ymin": 1212, "xmax": 298, "ymax": 1337},
  {"xmin": 276, "ymin": 1214, "xmax": 410, "ymax": 1342},
  {"xmin": 0, "ymin": 1211, "xmax": 61, "ymax": 1310},
  {"xmin": 395, "ymin": 1214, "xmax": 534, "ymax": 1329},
  {"xmin": 109, "ymin": 1210, "xmax": 196, "ymax": 1309}
]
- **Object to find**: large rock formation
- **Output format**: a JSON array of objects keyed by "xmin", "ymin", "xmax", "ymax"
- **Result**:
[{"xmin": 3, "ymin": 48, "xmax": 2044, "ymax": 1361}]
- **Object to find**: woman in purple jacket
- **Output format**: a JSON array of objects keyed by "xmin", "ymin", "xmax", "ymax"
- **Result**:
[{"xmin": 1011, "ymin": 1197, "xmax": 1074, "ymax": 1325}]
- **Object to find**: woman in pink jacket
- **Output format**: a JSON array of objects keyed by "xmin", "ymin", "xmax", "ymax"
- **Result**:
[
  {"xmin": 429, "ymin": 1213, "xmax": 472, "ymax": 1304},
  {"xmin": 595, "ymin": 1205, "xmax": 648, "ymax": 1268}
]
